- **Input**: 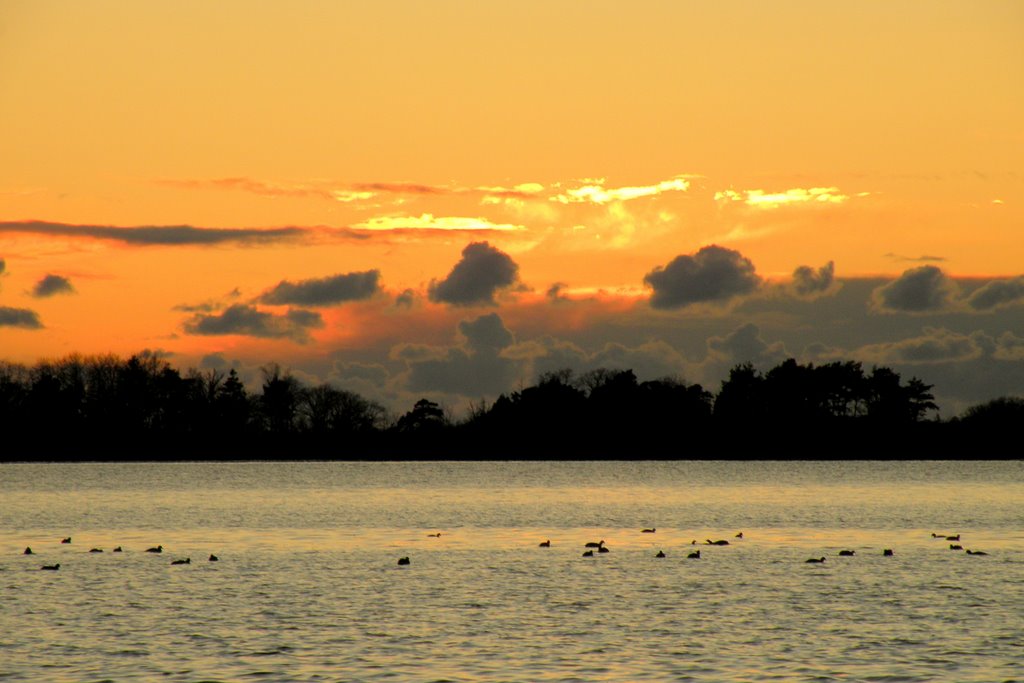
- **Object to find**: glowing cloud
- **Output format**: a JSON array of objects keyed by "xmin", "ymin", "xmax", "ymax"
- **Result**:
[
  {"xmin": 353, "ymin": 214, "xmax": 524, "ymax": 232},
  {"xmin": 551, "ymin": 176, "xmax": 691, "ymax": 204},
  {"xmin": 714, "ymin": 187, "xmax": 849, "ymax": 208}
]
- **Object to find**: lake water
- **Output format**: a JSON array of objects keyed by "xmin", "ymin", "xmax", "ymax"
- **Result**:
[{"xmin": 1, "ymin": 460, "xmax": 1022, "ymax": 682}]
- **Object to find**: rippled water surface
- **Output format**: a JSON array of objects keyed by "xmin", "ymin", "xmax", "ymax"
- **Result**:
[{"xmin": 1, "ymin": 460, "xmax": 1022, "ymax": 682}]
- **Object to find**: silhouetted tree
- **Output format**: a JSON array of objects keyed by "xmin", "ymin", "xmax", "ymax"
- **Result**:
[
  {"xmin": 259, "ymin": 363, "xmax": 301, "ymax": 435},
  {"xmin": 713, "ymin": 363, "xmax": 767, "ymax": 423},
  {"xmin": 396, "ymin": 398, "xmax": 447, "ymax": 434}
]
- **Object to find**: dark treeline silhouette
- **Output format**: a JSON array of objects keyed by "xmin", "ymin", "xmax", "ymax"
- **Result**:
[{"xmin": 0, "ymin": 352, "xmax": 1019, "ymax": 459}]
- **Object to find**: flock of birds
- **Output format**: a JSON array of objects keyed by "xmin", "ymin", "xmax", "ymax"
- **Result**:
[
  {"xmin": 21, "ymin": 537, "xmax": 219, "ymax": 570},
  {"xmin": 20, "ymin": 529, "xmax": 990, "ymax": 570},
  {"xmin": 395, "ymin": 529, "xmax": 991, "ymax": 565}
]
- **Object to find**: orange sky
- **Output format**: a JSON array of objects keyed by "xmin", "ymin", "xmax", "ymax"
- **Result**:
[{"xmin": 1, "ymin": 1, "xmax": 1022, "ymax": 416}]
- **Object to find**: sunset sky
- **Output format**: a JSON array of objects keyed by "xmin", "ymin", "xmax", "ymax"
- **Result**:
[{"xmin": 1, "ymin": 1, "xmax": 1022, "ymax": 418}]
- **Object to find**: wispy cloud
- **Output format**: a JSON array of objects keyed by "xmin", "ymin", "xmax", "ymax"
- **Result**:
[
  {"xmin": 0, "ymin": 221, "xmax": 308, "ymax": 246},
  {"xmin": 160, "ymin": 177, "xmax": 548, "ymax": 205}
]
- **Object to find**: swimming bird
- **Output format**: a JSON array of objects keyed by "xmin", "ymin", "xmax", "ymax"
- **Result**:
[
  {"xmin": 584, "ymin": 540, "xmax": 605, "ymax": 548},
  {"xmin": 598, "ymin": 545, "xmax": 610, "ymax": 553},
  {"xmin": 41, "ymin": 563, "xmax": 60, "ymax": 570},
  {"xmin": 539, "ymin": 540, "xmax": 550, "ymax": 547},
  {"xmin": 23, "ymin": 547, "xmax": 33, "ymax": 555},
  {"xmin": 691, "ymin": 540, "xmax": 697, "ymax": 545},
  {"xmin": 209, "ymin": 554, "xmax": 219, "ymax": 561},
  {"xmin": 883, "ymin": 549, "xmax": 894, "ymax": 556},
  {"xmin": 397, "ymin": 557, "xmax": 410, "ymax": 565},
  {"xmin": 706, "ymin": 539, "xmax": 729, "ymax": 546},
  {"xmin": 427, "ymin": 532, "xmax": 442, "ymax": 538},
  {"xmin": 145, "ymin": 545, "xmax": 163, "ymax": 553},
  {"xmin": 641, "ymin": 528, "xmax": 656, "ymax": 533},
  {"xmin": 688, "ymin": 550, "xmax": 701, "ymax": 559},
  {"xmin": 171, "ymin": 558, "xmax": 190, "ymax": 565},
  {"xmin": 949, "ymin": 544, "xmax": 963, "ymax": 550},
  {"xmin": 965, "ymin": 549, "xmax": 988, "ymax": 555},
  {"xmin": 582, "ymin": 550, "xmax": 594, "ymax": 557},
  {"xmin": 89, "ymin": 548, "xmax": 103, "ymax": 553},
  {"xmin": 61, "ymin": 537, "xmax": 71, "ymax": 544},
  {"xmin": 805, "ymin": 557, "xmax": 826, "ymax": 563},
  {"xmin": 113, "ymin": 546, "xmax": 122, "ymax": 552},
  {"xmin": 946, "ymin": 534, "xmax": 960, "ymax": 541},
  {"xmin": 655, "ymin": 551, "xmax": 666, "ymax": 558},
  {"xmin": 838, "ymin": 550, "xmax": 855, "ymax": 556},
  {"xmin": 735, "ymin": 532, "xmax": 744, "ymax": 539}
]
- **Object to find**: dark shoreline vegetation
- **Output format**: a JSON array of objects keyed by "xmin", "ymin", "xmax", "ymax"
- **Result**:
[{"xmin": 1, "ymin": 353, "xmax": 1021, "ymax": 460}]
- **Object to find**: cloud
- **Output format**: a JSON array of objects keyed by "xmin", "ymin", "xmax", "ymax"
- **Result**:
[
  {"xmin": 706, "ymin": 323, "xmax": 789, "ymax": 366},
  {"xmin": 644, "ymin": 245, "xmax": 761, "ymax": 309},
  {"xmin": 714, "ymin": 186, "xmax": 849, "ymax": 208},
  {"xmin": 871, "ymin": 265, "xmax": 959, "ymax": 313},
  {"xmin": 352, "ymin": 214, "xmax": 523, "ymax": 232},
  {"xmin": 0, "ymin": 307, "xmax": 43, "ymax": 329},
  {"xmin": 965, "ymin": 276, "xmax": 1024, "ymax": 312},
  {"xmin": 551, "ymin": 176, "xmax": 691, "ymax": 205},
  {"xmin": 546, "ymin": 282, "xmax": 569, "ymax": 302},
  {"xmin": 399, "ymin": 313, "xmax": 519, "ymax": 396},
  {"xmin": 183, "ymin": 304, "xmax": 323, "ymax": 343},
  {"xmin": 994, "ymin": 332, "xmax": 1024, "ymax": 361},
  {"xmin": 395, "ymin": 288, "xmax": 416, "ymax": 308},
  {"xmin": 791, "ymin": 261, "xmax": 836, "ymax": 298},
  {"xmin": 428, "ymin": 242, "xmax": 520, "ymax": 306},
  {"xmin": 855, "ymin": 328, "xmax": 987, "ymax": 364},
  {"xmin": 458, "ymin": 313, "xmax": 514, "ymax": 353},
  {"xmin": 32, "ymin": 274, "xmax": 75, "ymax": 298},
  {"xmin": 0, "ymin": 220, "xmax": 308, "ymax": 246},
  {"xmin": 259, "ymin": 270, "xmax": 381, "ymax": 306},
  {"xmin": 884, "ymin": 252, "xmax": 948, "ymax": 263}
]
